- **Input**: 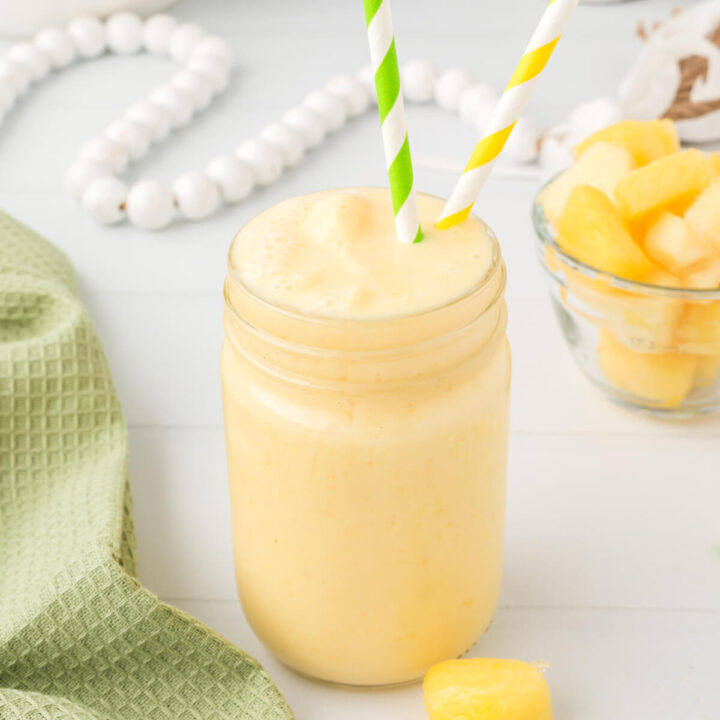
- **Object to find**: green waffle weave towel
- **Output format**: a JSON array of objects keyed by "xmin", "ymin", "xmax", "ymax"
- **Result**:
[{"xmin": 0, "ymin": 211, "xmax": 294, "ymax": 720}]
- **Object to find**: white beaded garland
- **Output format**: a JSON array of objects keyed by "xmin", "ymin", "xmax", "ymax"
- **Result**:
[
  {"xmin": 303, "ymin": 89, "xmax": 347, "ymax": 133},
  {"xmin": 401, "ymin": 58, "xmax": 436, "ymax": 103},
  {"xmin": 260, "ymin": 122, "xmax": 305, "ymax": 167},
  {"xmin": 206, "ymin": 155, "xmax": 254, "ymax": 203},
  {"xmin": 67, "ymin": 16, "xmax": 106, "ymax": 59},
  {"xmin": 125, "ymin": 101, "xmax": 171, "ymax": 142},
  {"xmin": 170, "ymin": 70, "xmax": 213, "ymax": 110},
  {"xmin": 282, "ymin": 106, "xmax": 327, "ymax": 148},
  {"xmin": 0, "ymin": 9, "xmax": 558, "ymax": 231},
  {"xmin": 186, "ymin": 56, "xmax": 230, "ymax": 94},
  {"xmin": 126, "ymin": 179, "xmax": 175, "ymax": 230},
  {"xmin": 106, "ymin": 118, "xmax": 151, "ymax": 159},
  {"xmin": 235, "ymin": 138, "xmax": 283, "ymax": 186},
  {"xmin": 434, "ymin": 67, "xmax": 473, "ymax": 112},
  {"xmin": 168, "ymin": 22, "xmax": 206, "ymax": 64},
  {"xmin": 149, "ymin": 85, "xmax": 194, "ymax": 128},
  {"xmin": 173, "ymin": 171, "xmax": 220, "ymax": 220},
  {"xmin": 458, "ymin": 83, "xmax": 499, "ymax": 129},
  {"xmin": 34, "ymin": 28, "xmax": 77, "ymax": 69},
  {"xmin": 82, "ymin": 176, "xmax": 128, "ymax": 225},
  {"xmin": 64, "ymin": 160, "xmax": 114, "ymax": 198},
  {"xmin": 105, "ymin": 12, "xmax": 144, "ymax": 55},
  {"xmin": 79, "ymin": 136, "xmax": 129, "ymax": 174},
  {"xmin": 142, "ymin": 14, "xmax": 177, "ymax": 56},
  {"xmin": 191, "ymin": 37, "xmax": 234, "ymax": 66},
  {"xmin": 8, "ymin": 43, "xmax": 50, "ymax": 82},
  {"xmin": 326, "ymin": 74, "xmax": 370, "ymax": 118}
]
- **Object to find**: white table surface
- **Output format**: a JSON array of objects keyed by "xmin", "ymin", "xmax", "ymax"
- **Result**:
[{"xmin": 2, "ymin": 1, "xmax": 719, "ymax": 717}]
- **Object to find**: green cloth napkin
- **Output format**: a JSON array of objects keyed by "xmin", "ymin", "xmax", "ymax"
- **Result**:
[{"xmin": 0, "ymin": 211, "xmax": 294, "ymax": 720}]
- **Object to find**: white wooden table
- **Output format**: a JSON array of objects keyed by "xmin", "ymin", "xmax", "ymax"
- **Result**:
[{"xmin": 1, "ymin": 1, "xmax": 718, "ymax": 717}]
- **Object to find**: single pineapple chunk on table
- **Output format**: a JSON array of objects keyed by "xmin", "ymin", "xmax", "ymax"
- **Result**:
[
  {"xmin": 574, "ymin": 119, "xmax": 680, "ymax": 165},
  {"xmin": 424, "ymin": 658, "xmax": 553, "ymax": 720},
  {"xmin": 684, "ymin": 180, "xmax": 720, "ymax": 250},
  {"xmin": 644, "ymin": 212, "xmax": 715, "ymax": 273},
  {"xmin": 614, "ymin": 149, "xmax": 714, "ymax": 224},
  {"xmin": 537, "ymin": 141, "xmax": 636, "ymax": 226},
  {"xmin": 557, "ymin": 185, "xmax": 657, "ymax": 281},
  {"xmin": 598, "ymin": 330, "xmax": 697, "ymax": 407}
]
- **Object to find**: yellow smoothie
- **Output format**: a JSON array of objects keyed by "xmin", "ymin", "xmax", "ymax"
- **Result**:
[{"xmin": 222, "ymin": 188, "xmax": 511, "ymax": 686}]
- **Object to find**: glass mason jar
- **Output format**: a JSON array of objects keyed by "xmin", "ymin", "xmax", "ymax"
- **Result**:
[{"xmin": 221, "ymin": 205, "xmax": 511, "ymax": 687}]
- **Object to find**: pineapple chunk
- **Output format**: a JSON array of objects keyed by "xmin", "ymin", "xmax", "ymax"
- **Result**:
[
  {"xmin": 710, "ymin": 152, "xmax": 720, "ymax": 177},
  {"xmin": 424, "ymin": 658, "xmax": 553, "ymax": 720},
  {"xmin": 676, "ymin": 302, "xmax": 720, "ymax": 354},
  {"xmin": 557, "ymin": 185, "xmax": 657, "ymax": 281},
  {"xmin": 574, "ymin": 119, "xmax": 680, "ymax": 166},
  {"xmin": 694, "ymin": 354, "xmax": 720, "ymax": 388},
  {"xmin": 614, "ymin": 149, "xmax": 713, "ymax": 223},
  {"xmin": 644, "ymin": 212, "xmax": 715, "ymax": 273},
  {"xmin": 684, "ymin": 180, "xmax": 720, "ymax": 250},
  {"xmin": 682, "ymin": 257, "xmax": 720, "ymax": 289},
  {"xmin": 538, "ymin": 142, "xmax": 636, "ymax": 226},
  {"xmin": 598, "ymin": 330, "xmax": 697, "ymax": 407}
]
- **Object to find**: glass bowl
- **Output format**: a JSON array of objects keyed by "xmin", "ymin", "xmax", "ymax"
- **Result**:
[{"xmin": 532, "ymin": 191, "xmax": 720, "ymax": 418}]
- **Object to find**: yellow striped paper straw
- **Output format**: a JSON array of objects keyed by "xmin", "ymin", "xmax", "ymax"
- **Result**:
[
  {"xmin": 364, "ymin": 0, "xmax": 422, "ymax": 243},
  {"xmin": 437, "ymin": 0, "xmax": 579, "ymax": 229}
]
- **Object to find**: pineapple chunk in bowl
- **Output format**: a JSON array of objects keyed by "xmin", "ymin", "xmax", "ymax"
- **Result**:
[{"xmin": 532, "ymin": 120, "xmax": 720, "ymax": 418}]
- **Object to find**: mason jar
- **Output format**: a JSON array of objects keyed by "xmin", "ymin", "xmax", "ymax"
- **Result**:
[{"xmin": 221, "ymin": 196, "xmax": 511, "ymax": 686}]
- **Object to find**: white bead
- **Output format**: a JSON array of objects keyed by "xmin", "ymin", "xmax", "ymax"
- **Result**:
[
  {"xmin": 505, "ymin": 115, "xmax": 539, "ymax": 164},
  {"xmin": 235, "ymin": 138, "xmax": 283, "ymax": 186},
  {"xmin": 82, "ymin": 176, "xmax": 127, "ymax": 225},
  {"xmin": 191, "ymin": 36, "xmax": 233, "ymax": 66},
  {"xmin": 79, "ymin": 136, "xmax": 129, "ymax": 174},
  {"xmin": 568, "ymin": 97, "xmax": 624, "ymax": 146},
  {"xmin": 149, "ymin": 85, "xmax": 194, "ymax": 128},
  {"xmin": 105, "ymin": 12, "xmax": 143, "ymax": 55},
  {"xmin": 434, "ymin": 67, "xmax": 473, "ymax": 112},
  {"xmin": 282, "ymin": 106, "xmax": 327, "ymax": 149},
  {"xmin": 185, "ymin": 57, "xmax": 230, "ymax": 94},
  {"xmin": 171, "ymin": 70, "xmax": 213, "ymax": 110},
  {"xmin": 401, "ymin": 59, "xmax": 436, "ymax": 103},
  {"xmin": 206, "ymin": 155, "xmax": 254, "ymax": 203},
  {"xmin": 303, "ymin": 89, "xmax": 346, "ymax": 132},
  {"xmin": 173, "ymin": 171, "xmax": 220, "ymax": 220},
  {"xmin": 142, "ymin": 14, "xmax": 177, "ymax": 56},
  {"xmin": 106, "ymin": 119, "xmax": 151, "ymax": 159},
  {"xmin": 64, "ymin": 160, "xmax": 115, "ymax": 198},
  {"xmin": 0, "ymin": 59, "xmax": 30, "ymax": 96},
  {"xmin": 326, "ymin": 74, "xmax": 370, "ymax": 118},
  {"xmin": 260, "ymin": 122, "xmax": 305, "ymax": 167},
  {"xmin": 34, "ymin": 28, "xmax": 76, "ymax": 68},
  {"xmin": 458, "ymin": 83, "xmax": 499, "ymax": 128},
  {"xmin": 8, "ymin": 43, "xmax": 51, "ymax": 81},
  {"xmin": 67, "ymin": 16, "xmax": 106, "ymax": 59},
  {"xmin": 126, "ymin": 179, "xmax": 175, "ymax": 230},
  {"xmin": 168, "ymin": 22, "xmax": 206, "ymax": 63},
  {"xmin": 125, "ymin": 101, "xmax": 171, "ymax": 142},
  {"xmin": 356, "ymin": 64, "xmax": 377, "ymax": 106}
]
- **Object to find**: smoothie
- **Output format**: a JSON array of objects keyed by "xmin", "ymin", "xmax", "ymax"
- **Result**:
[{"xmin": 222, "ymin": 188, "xmax": 511, "ymax": 686}]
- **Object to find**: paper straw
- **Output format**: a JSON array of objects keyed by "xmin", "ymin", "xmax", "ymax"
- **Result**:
[
  {"xmin": 363, "ymin": 0, "xmax": 422, "ymax": 244},
  {"xmin": 437, "ymin": 0, "xmax": 579, "ymax": 229}
]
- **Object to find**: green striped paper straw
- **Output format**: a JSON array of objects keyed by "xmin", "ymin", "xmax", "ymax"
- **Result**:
[{"xmin": 363, "ymin": 0, "xmax": 422, "ymax": 244}]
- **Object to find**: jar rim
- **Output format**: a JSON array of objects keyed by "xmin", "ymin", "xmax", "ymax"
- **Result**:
[{"xmin": 226, "ymin": 187, "xmax": 504, "ymax": 329}]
